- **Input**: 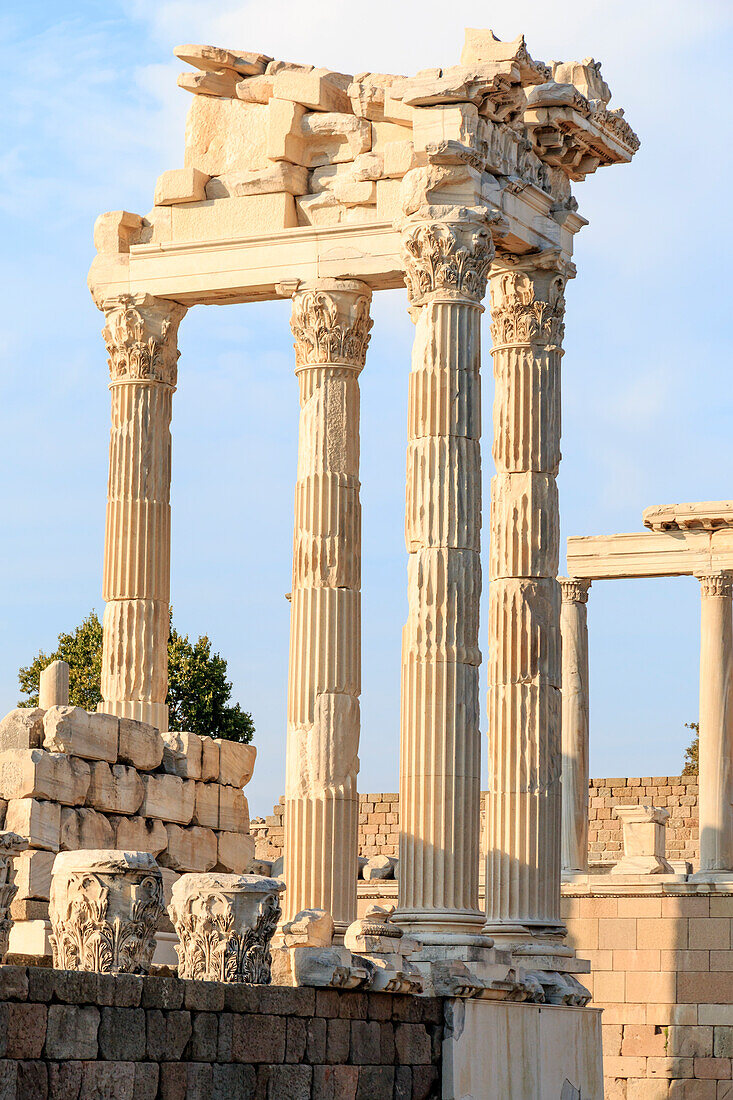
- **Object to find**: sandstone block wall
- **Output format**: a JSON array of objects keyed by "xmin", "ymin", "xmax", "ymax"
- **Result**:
[
  {"xmin": 0, "ymin": 966, "xmax": 442, "ymax": 1099},
  {"xmin": 252, "ymin": 777, "xmax": 701, "ymax": 868},
  {"xmin": 588, "ymin": 776, "xmax": 699, "ymax": 868},
  {"xmin": 562, "ymin": 890, "xmax": 733, "ymax": 1099},
  {"xmin": 0, "ymin": 706, "xmax": 256, "ymax": 926}
]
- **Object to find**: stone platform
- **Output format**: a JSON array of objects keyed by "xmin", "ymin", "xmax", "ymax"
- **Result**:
[{"xmin": 0, "ymin": 965, "xmax": 604, "ymax": 1099}]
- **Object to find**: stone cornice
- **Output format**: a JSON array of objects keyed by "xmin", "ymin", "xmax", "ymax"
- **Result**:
[{"xmin": 102, "ymin": 294, "xmax": 186, "ymax": 388}]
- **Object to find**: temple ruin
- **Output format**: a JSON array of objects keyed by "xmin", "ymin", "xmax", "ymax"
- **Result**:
[{"xmin": 13, "ymin": 22, "xmax": 729, "ymax": 1100}]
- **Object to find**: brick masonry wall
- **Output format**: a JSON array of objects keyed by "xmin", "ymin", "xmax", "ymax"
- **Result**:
[
  {"xmin": 252, "ymin": 777, "xmax": 701, "ymax": 868},
  {"xmin": 0, "ymin": 966, "xmax": 443, "ymax": 1099},
  {"xmin": 562, "ymin": 890, "xmax": 733, "ymax": 1099}
]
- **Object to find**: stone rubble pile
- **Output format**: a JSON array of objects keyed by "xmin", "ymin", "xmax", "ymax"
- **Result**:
[
  {"xmin": 0, "ymin": 705, "xmax": 256, "ymax": 941},
  {"xmin": 94, "ymin": 32, "xmax": 639, "ymax": 257}
]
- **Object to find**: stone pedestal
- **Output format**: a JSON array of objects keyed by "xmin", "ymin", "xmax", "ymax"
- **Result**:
[
  {"xmin": 168, "ymin": 872, "xmax": 284, "ymax": 982},
  {"xmin": 99, "ymin": 294, "xmax": 186, "ymax": 733},
  {"xmin": 693, "ymin": 571, "xmax": 733, "ymax": 877},
  {"xmin": 560, "ymin": 578, "xmax": 591, "ymax": 875},
  {"xmin": 442, "ymin": 999, "xmax": 603, "ymax": 1100},
  {"xmin": 612, "ymin": 805, "xmax": 674, "ymax": 875},
  {"xmin": 282, "ymin": 280, "xmax": 372, "ymax": 938},
  {"xmin": 49, "ymin": 850, "xmax": 164, "ymax": 973},
  {"xmin": 395, "ymin": 210, "xmax": 493, "ymax": 944}
]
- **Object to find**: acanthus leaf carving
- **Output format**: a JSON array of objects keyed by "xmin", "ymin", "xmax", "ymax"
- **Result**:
[
  {"xmin": 697, "ymin": 571, "xmax": 733, "ymax": 599},
  {"xmin": 399, "ymin": 216, "xmax": 495, "ymax": 306},
  {"xmin": 49, "ymin": 858, "xmax": 164, "ymax": 974},
  {"xmin": 489, "ymin": 254, "xmax": 571, "ymax": 349},
  {"xmin": 103, "ymin": 293, "xmax": 186, "ymax": 387},
  {"xmin": 168, "ymin": 873, "xmax": 284, "ymax": 983},
  {"xmin": 559, "ymin": 577, "xmax": 591, "ymax": 605},
  {"xmin": 291, "ymin": 284, "xmax": 373, "ymax": 369}
]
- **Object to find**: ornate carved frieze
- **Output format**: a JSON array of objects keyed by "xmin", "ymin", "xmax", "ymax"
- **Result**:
[
  {"xmin": 290, "ymin": 281, "xmax": 373, "ymax": 369},
  {"xmin": 169, "ymin": 872, "xmax": 284, "ymax": 983},
  {"xmin": 489, "ymin": 252, "xmax": 574, "ymax": 349},
  {"xmin": 400, "ymin": 216, "xmax": 495, "ymax": 306},
  {"xmin": 559, "ymin": 577, "xmax": 591, "ymax": 604},
  {"xmin": 49, "ymin": 851, "xmax": 164, "ymax": 974},
  {"xmin": 0, "ymin": 831, "xmax": 28, "ymax": 960},
  {"xmin": 697, "ymin": 571, "xmax": 733, "ymax": 599},
  {"xmin": 102, "ymin": 294, "xmax": 186, "ymax": 387}
]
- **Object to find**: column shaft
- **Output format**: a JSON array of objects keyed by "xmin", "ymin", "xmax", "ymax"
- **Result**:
[
  {"xmin": 560, "ymin": 578, "xmax": 591, "ymax": 875},
  {"xmin": 100, "ymin": 294, "xmax": 185, "ymax": 732},
  {"xmin": 485, "ymin": 256, "xmax": 571, "ymax": 939},
  {"xmin": 698, "ymin": 572, "xmax": 733, "ymax": 874},
  {"xmin": 283, "ymin": 281, "xmax": 372, "ymax": 934},
  {"xmin": 397, "ymin": 216, "xmax": 493, "ymax": 939}
]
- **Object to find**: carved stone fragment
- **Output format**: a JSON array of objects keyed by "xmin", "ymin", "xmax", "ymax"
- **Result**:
[
  {"xmin": 168, "ymin": 872, "xmax": 284, "ymax": 982},
  {"xmin": 0, "ymin": 831, "xmax": 28, "ymax": 960},
  {"xmin": 49, "ymin": 850, "xmax": 164, "ymax": 973},
  {"xmin": 0, "ymin": 709, "xmax": 45, "ymax": 753}
]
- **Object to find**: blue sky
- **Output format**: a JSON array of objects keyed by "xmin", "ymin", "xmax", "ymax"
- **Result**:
[{"xmin": 1, "ymin": 0, "xmax": 732, "ymax": 816}]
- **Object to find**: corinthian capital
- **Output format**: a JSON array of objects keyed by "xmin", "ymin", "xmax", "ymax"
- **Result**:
[
  {"xmin": 559, "ymin": 577, "xmax": 591, "ymax": 604},
  {"xmin": 399, "ymin": 214, "xmax": 495, "ymax": 306},
  {"xmin": 489, "ymin": 250, "xmax": 575, "ymax": 350},
  {"xmin": 697, "ymin": 571, "xmax": 733, "ymax": 599},
  {"xmin": 291, "ymin": 280, "xmax": 373, "ymax": 369},
  {"xmin": 102, "ymin": 293, "xmax": 187, "ymax": 387}
]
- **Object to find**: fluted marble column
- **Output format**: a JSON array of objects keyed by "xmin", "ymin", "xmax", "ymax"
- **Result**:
[
  {"xmin": 395, "ymin": 214, "xmax": 494, "ymax": 940},
  {"xmin": 560, "ymin": 577, "xmax": 591, "ymax": 875},
  {"xmin": 283, "ymin": 280, "xmax": 372, "ymax": 935},
  {"xmin": 695, "ymin": 572, "xmax": 733, "ymax": 875},
  {"xmin": 485, "ymin": 252, "xmax": 573, "ymax": 942},
  {"xmin": 100, "ymin": 293, "xmax": 186, "ymax": 733}
]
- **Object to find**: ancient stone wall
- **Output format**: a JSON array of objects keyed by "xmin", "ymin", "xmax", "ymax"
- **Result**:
[
  {"xmin": 562, "ymin": 889, "xmax": 733, "ymax": 1098},
  {"xmin": 0, "ymin": 706, "xmax": 256, "ymax": 947},
  {"xmin": 252, "ymin": 776, "xmax": 700, "ymax": 867},
  {"xmin": 0, "ymin": 966, "xmax": 442, "ymax": 1099}
]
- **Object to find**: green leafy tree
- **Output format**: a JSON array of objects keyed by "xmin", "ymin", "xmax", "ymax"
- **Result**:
[
  {"xmin": 166, "ymin": 626, "xmax": 254, "ymax": 743},
  {"xmin": 18, "ymin": 610, "xmax": 103, "ymax": 712},
  {"xmin": 18, "ymin": 611, "xmax": 253, "ymax": 743},
  {"xmin": 683, "ymin": 721, "xmax": 699, "ymax": 775}
]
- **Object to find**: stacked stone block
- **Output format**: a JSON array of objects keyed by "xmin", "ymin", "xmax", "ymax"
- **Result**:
[
  {"xmin": 0, "ymin": 706, "xmax": 256, "ymax": 929},
  {"xmin": 562, "ymin": 890, "xmax": 733, "ymax": 1099},
  {"xmin": 0, "ymin": 969, "xmax": 442, "ymax": 1100}
]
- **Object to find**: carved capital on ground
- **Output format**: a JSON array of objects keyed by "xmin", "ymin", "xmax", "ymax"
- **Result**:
[
  {"xmin": 168, "ymin": 872, "xmax": 284, "ymax": 983},
  {"xmin": 102, "ymin": 293, "xmax": 187, "ymax": 387},
  {"xmin": 697, "ymin": 571, "xmax": 733, "ymax": 599},
  {"xmin": 49, "ymin": 850, "xmax": 164, "ymax": 974},
  {"xmin": 559, "ymin": 577, "xmax": 591, "ymax": 604},
  {"xmin": 290, "ymin": 280, "xmax": 373, "ymax": 369},
  {"xmin": 489, "ymin": 250, "xmax": 574, "ymax": 350},
  {"xmin": 399, "ymin": 213, "xmax": 495, "ymax": 306}
]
